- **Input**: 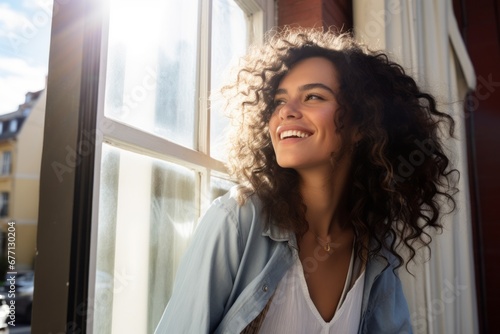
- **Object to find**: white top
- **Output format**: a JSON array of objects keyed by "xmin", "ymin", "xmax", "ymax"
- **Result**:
[{"xmin": 259, "ymin": 249, "xmax": 365, "ymax": 334}]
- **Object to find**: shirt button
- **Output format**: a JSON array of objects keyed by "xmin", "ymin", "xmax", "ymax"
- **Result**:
[{"xmin": 262, "ymin": 284, "xmax": 268, "ymax": 292}]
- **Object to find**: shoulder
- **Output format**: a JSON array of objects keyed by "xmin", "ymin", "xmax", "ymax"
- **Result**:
[
  {"xmin": 196, "ymin": 186, "xmax": 265, "ymax": 244},
  {"xmin": 211, "ymin": 185, "xmax": 263, "ymax": 213},
  {"xmin": 364, "ymin": 244, "xmax": 405, "ymax": 298},
  {"xmin": 155, "ymin": 188, "xmax": 265, "ymax": 333},
  {"xmin": 205, "ymin": 186, "xmax": 264, "ymax": 228},
  {"xmin": 361, "ymin": 251, "xmax": 412, "ymax": 333}
]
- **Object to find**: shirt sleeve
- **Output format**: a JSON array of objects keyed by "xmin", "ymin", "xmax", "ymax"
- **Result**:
[{"xmin": 154, "ymin": 195, "xmax": 243, "ymax": 334}]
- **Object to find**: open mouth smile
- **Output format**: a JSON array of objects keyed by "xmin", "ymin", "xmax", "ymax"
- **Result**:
[{"xmin": 279, "ymin": 130, "xmax": 312, "ymax": 140}]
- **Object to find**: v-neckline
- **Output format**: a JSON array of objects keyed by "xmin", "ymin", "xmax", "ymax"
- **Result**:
[{"xmin": 296, "ymin": 244, "xmax": 356, "ymax": 325}]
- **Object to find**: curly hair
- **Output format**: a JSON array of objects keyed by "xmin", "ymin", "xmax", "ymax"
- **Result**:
[{"xmin": 221, "ymin": 27, "xmax": 458, "ymax": 269}]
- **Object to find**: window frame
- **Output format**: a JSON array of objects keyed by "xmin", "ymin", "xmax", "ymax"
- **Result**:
[
  {"xmin": 33, "ymin": 0, "xmax": 103, "ymax": 331},
  {"xmin": 1, "ymin": 151, "xmax": 11, "ymax": 176},
  {"xmin": 89, "ymin": 2, "xmax": 266, "ymax": 330},
  {"xmin": 9, "ymin": 119, "xmax": 17, "ymax": 133}
]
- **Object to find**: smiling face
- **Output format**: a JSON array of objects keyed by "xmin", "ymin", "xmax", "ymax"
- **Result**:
[{"xmin": 269, "ymin": 57, "xmax": 342, "ymax": 174}]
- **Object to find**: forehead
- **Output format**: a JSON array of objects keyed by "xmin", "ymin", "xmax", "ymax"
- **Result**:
[{"xmin": 278, "ymin": 57, "xmax": 339, "ymax": 90}]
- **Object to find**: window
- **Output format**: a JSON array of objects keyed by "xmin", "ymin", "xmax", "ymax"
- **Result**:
[
  {"xmin": 0, "ymin": 152, "xmax": 11, "ymax": 176},
  {"xmin": 0, "ymin": 193, "xmax": 9, "ymax": 217},
  {"xmin": 9, "ymin": 120, "xmax": 17, "ymax": 133},
  {"xmin": 90, "ymin": 0, "xmax": 266, "ymax": 332}
]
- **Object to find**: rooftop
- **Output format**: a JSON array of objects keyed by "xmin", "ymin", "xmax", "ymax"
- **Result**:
[{"xmin": 0, "ymin": 89, "xmax": 43, "ymax": 141}]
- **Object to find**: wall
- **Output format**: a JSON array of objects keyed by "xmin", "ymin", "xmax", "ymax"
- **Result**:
[
  {"xmin": 0, "ymin": 142, "xmax": 14, "ymax": 194},
  {"xmin": 278, "ymin": 0, "xmax": 352, "ymax": 30},
  {"xmin": 8, "ymin": 90, "xmax": 46, "ymax": 269},
  {"xmin": 454, "ymin": 0, "xmax": 500, "ymax": 331},
  {"xmin": 0, "ymin": 140, "xmax": 15, "ymax": 259}
]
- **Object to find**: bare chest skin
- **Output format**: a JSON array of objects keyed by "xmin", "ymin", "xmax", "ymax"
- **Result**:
[{"xmin": 297, "ymin": 230, "xmax": 355, "ymax": 322}]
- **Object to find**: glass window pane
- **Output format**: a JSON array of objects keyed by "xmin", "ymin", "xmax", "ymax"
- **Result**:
[
  {"xmin": 104, "ymin": 0, "xmax": 199, "ymax": 148},
  {"xmin": 210, "ymin": 0, "xmax": 249, "ymax": 160},
  {"xmin": 93, "ymin": 144, "xmax": 197, "ymax": 333}
]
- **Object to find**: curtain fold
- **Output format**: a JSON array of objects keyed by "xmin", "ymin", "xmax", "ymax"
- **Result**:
[{"xmin": 352, "ymin": 1, "xmax": 478, "ymax": 333}]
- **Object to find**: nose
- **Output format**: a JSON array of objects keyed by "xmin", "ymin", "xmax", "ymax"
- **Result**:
[{"xmin": 278, "ymin": 101, "xmax": 302, "ymax": 120}]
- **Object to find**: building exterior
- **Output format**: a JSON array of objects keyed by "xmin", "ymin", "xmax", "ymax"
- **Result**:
[{"xmin": 0, "ymin": 89, "xmax": 45, "ymax": 272}]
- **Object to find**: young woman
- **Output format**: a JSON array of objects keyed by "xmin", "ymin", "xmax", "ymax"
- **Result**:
[{"xmin": 155, "ymin": 28, "xmax": 457, "ymax": 334}]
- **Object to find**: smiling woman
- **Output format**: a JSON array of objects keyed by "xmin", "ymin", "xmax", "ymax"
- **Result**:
[
  {"xmin": 155, "ymin": 27, "xmax": 459, "ymax": 333},
  {"xmin": 269, "ymin": 57, "xmax": 343, "ymax": 172}
]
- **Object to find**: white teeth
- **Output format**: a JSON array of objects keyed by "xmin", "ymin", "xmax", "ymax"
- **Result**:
[{"xmin": 280, "ymin": 130, "xmax": 311, "ymax": 140}]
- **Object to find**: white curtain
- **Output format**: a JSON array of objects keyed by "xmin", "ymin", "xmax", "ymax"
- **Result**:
[{"xmin": 353, "ymin": 1, "xmax": 478, "ymax": 333}]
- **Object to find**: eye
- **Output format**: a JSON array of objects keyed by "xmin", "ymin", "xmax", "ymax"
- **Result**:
[
  {"xmin": 273, "ymin": 98, "xmax": 286, "ymax": 108},
  {"xmin": 305, "ymin": 94, "xmax": 323, "ymax": 101}
]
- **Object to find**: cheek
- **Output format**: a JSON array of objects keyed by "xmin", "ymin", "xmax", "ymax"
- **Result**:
[
  {"xmin": 317, "ymin": 111, "xmax": 337, "ymax": 133},
  {"xmin": 268, "ymin": 115, "xmax": 279, "ymax": 143},
  {"xmin": 318, "ymin": 111, "xmax": 340, "ymax": 148}
]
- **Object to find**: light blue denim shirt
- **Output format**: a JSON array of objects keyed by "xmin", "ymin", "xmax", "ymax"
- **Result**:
[{"xmin": 155, "ymin": 187, "xmax": 412, "ymax": 333}]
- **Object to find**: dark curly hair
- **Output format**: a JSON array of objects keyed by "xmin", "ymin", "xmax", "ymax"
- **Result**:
[{"xmin": 221, "ymin": 27, "xmax": 458, "ymax": 269}]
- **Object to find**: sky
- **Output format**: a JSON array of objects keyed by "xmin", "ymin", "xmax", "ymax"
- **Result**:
[{"xmin": 0, "ymin": 0, "xmax": 52, "ymax": 115}]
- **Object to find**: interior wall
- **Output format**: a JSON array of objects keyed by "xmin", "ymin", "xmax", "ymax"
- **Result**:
[
  {"xmin": 454, "ymin": 0, "xmax": 500, "ymax": 332},
  {"xmin": 278, "ymin": 0, "xmax": 353, "ymax": 31}
]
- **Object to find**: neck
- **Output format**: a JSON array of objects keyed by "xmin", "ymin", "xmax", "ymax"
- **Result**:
[{"xmin": 298, "ymin": 158, "xmax": 352, "ymax": 238}]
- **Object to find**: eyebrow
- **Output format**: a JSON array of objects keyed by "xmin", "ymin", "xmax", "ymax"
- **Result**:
[{"xmin": 275, "ymin": 83, "xmax": 336, "ymax": 96}]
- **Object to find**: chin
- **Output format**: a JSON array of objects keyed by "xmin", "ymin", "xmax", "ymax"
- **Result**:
[{"xmin": 276, "ymin": 160, "xmax": 306, "ymax": 169}]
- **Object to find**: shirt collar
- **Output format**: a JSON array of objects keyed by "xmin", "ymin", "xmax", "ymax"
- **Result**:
[{"xmin": 262, "ymin": 223, "xmax": 299, "ymax": 250}]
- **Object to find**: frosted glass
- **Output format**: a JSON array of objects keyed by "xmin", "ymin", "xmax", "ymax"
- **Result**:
[
  {"xmin": 104, "ymin": 0, "xmax": 199, "ymax": 148},
  {"xmin": 93, "ymin": 144, "xmax": 196, "ymax": 333},
  {"xmin": 210, "ymin": 0, "xmax": 248, "ymax": 160}
]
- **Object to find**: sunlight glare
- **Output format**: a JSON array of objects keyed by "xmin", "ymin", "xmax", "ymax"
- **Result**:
[{"xmin": 108, "ymin": 0, "xmax": 166, "ymax": 60}]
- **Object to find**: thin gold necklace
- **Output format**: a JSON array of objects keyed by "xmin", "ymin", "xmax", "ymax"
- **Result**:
[{"xmin": 310, "ymin": 231, "xmax": 341, "ymax": 252}]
